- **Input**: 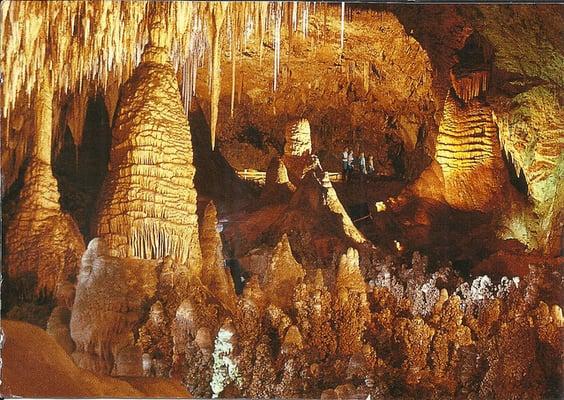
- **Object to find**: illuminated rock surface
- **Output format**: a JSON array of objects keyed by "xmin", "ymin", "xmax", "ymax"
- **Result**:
[
  {"xmin": 1, "ymin": 2, "xmax": 562, "ymax": 399},
  {"xmin": 94, "ymin": 23, "xmax": 201, "ymax": 267}
]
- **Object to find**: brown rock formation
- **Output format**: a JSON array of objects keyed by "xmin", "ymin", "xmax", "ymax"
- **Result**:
[
  {"xmin": 259, "ymin": 157, "xmax": 296, "ymax": 205},
  {"xmin": 94, "ymin": 9, "xmax": 201, "ymax": 269},
  {"xmin": 262, "ymin": 234, "xmax": 306, "ymax": 311},
  {"xmin": 70, "ymin": 238, "xmax": 159, "ymax": 375},
  {"xmin": 199, "ymin": 201, "xmax": 237, "ymax": 313},
  {"xmin": 5, "ymin": 69, "xmax": 84, "ymax": 300},
  {"xmin": 435, "ymin": 90, "xmax": 507, "ymax": 211}
]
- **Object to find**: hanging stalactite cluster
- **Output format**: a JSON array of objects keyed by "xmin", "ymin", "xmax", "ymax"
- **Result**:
[
  {"xmin": 1, "ymin": 1, "xmax": 347, "ymax": 157},
  {"xmin": 450, "ymin": 69, "xmax": 489, "ymax": 103}
]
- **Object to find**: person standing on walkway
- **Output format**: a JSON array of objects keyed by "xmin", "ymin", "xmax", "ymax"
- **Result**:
[
  {"xmin": 342, "ymin": 147, "xmax": 349, "ymax": 181},
  {"xmin": 359, "ymin": 152, "xmax": 367, "ymax": 175},
  {"xmin": 347, "ymin": 150, "xmax": 355, "ymax": 181}
]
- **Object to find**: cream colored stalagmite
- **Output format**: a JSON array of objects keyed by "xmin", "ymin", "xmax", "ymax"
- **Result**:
[
  {"xmin": 5, "ymin": 68, "xmax": 85, "ymax": 299},
  {"xmin": 94, "ymin": 3, "xmax": 201, "ymax": 273}
]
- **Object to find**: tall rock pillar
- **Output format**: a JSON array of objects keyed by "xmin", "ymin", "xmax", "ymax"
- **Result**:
[
  {"xmin": 94, "ymin": 5, "xmax": 201, "ymax": 272},
  {"xmin": 5, "ymin": 69, "xmax": 85, "ymax": 299}
]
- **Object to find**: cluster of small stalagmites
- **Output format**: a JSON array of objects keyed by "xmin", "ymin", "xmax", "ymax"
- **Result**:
[
  {"xmin": 434, "ymin": 89, "xmax": 507, "ymax": 211},
  {"xmin": 195, "ymin": 244, "xmax": 562, "ymax": 399},
  {"xmin": 450, "ymin": 69, "xmax": 489, "ymax": 103},
  {"xmin": 94, "ymin": 37, "xmax": 201, "ymax": 268}
]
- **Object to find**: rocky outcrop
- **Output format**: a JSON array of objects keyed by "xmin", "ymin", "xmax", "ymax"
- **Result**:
[
  {"xmin": 259, "ymin": 157, "xmax": 296, "ymax": 205},
  {"xmin": 94, "ymin": 10, "xmax": 201, "ymax": 269},
  {"xmin": 4, "ymin": 70, "xmax": 84, "ymax": 301},
  {"xmin": 70, "ymin": 238, "xmax": 159, "ymax": 375}
]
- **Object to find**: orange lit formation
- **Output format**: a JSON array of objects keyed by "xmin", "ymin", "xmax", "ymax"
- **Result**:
[{"xmin": 1, "ymin": 2, "xmax": 562, "ymax": 399}]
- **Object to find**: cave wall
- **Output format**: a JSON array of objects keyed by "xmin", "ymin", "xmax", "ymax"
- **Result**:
[{"xmin": 195, "ymin": 9, "xmax": 437, "ymax": 178}]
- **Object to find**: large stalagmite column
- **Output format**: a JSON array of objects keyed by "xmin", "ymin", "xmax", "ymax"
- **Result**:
[
  {"xmin": 435, "ymin": 90, "xmax": 507, "ymax": 211},
  {"xmin": 94, "ymin": 5, "xmax": 201, "ymax": 272},
  {"xmin": 5, "ymin": 69, "xmax": 85, "ymax": 299}
]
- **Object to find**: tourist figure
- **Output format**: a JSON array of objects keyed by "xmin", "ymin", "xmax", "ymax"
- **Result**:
[
  {"xmin": 359, "ymin": 152, "xmax": 367, "ymax": 175},
  {"xmin": 342, "ymin": 147, "xmax": 349, "ymax": 180},
  {"xmin": 368, "ymin": 155, "xmax": 375, "ymax": 174},
  {"xmin": 347, "ymin": 150, "xmax": 354, "ymax": 181}
]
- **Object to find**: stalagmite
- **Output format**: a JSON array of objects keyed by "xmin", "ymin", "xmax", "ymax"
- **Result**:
[
  {"xmin": 5, "ymin": 68, "xmax": 84, "ymax": 299},
  {"xmin": 261, "ymin": 234, "xmax": 306, "ymax": 310},
  {"xmin": 200, "ymin": 201, "xmax": 237, "ymax": 313},
  {"xmin": 94, "ymin": 4, "xmax": 201, "ymax": 271},
  {"xmin": 281, "ymin": 118, "xmax": 315, "ymax": 185},
  {"xmin": 435, "ymin": 89, "xmax": 507, "ymax": 211}
]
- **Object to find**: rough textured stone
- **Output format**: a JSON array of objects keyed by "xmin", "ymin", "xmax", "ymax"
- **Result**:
[{"xmin": 94, "ymin": 32, "xmax": 201, "ymax": 269}]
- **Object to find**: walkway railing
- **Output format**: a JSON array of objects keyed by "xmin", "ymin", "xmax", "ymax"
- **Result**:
[{"xmin": 236, "ymin": 169, "xmax": 344, "ymax": 185}]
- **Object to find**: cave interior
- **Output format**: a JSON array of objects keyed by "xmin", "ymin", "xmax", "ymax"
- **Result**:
[{"xmin": 0, "ymin": 1, "xmax": 563, "ymax": 399}]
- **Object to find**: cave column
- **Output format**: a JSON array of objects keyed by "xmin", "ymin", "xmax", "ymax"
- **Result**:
[
  {"xmin": 33, "ymin": 69, "xmax": 55, "ymax": 166},
  {"xmin": 5, "ymin": 66, "xmax": 85, "ymax": 300}
]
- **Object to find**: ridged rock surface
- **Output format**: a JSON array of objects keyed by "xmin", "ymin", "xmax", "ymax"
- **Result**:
[
  {"xmin": 435, "ymin": 90, "xmax": 507, "ymax": 211},
  {"xmin": 282, "ymin": 119, "xmax": 314, "ymax": 184},
  {"xmin": 94, "ymin": 41, "xmax": 201, "ymax": 269}
]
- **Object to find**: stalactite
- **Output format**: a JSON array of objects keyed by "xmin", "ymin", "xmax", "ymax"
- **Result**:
[
  {"xmin": 230, "ymin": 16, "xmax": 237, "ymax": 119},
  {"xmin": 1, "ymin": 1, "xmax": 326, "ymax": 170},
  {"xmin": 450, "ymin": 70, "xmax": 489, "ymax": 103},
  {"xmin": 207, "ymin": 3, "xmax": 227, "ymax": 150},
  {"xmin": 66, "ymin": 92, "xmax": 89, "ymax": 146},
  {"xmin": 340, "ymin": 2, "xmax": 345, "ymax": 51}
]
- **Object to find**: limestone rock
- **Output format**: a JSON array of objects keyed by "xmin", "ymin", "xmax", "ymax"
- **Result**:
[
  {"xmin": 261, "ymin": 234, "xmax": 305, "ymax": 310},
  {"xmin": 199, "ymin": 201, "xmax": 237, "ymax": 313},
  {"xmin": 94, "ymin": 34, "xmax": 201, "ymax": 270},
  {"xmin": 70, "ymin": 238, "xmax": 158, "ymax": 375},
  {"xmin": 435, "ymin": 90, "xmax": 507, "ymax": 211}
]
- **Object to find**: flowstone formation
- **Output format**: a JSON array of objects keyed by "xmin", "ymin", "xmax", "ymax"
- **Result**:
[
  {"xmin": 4, "ymin": 70, "xmax": 84, "ymax": 301},
  {"xmin": 94, "ymin": 8, "xmax": 201, "ymax": 267},
  {"xmin": 435, "ymin": 89, "xmax": 507, "ymax": 211}
]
